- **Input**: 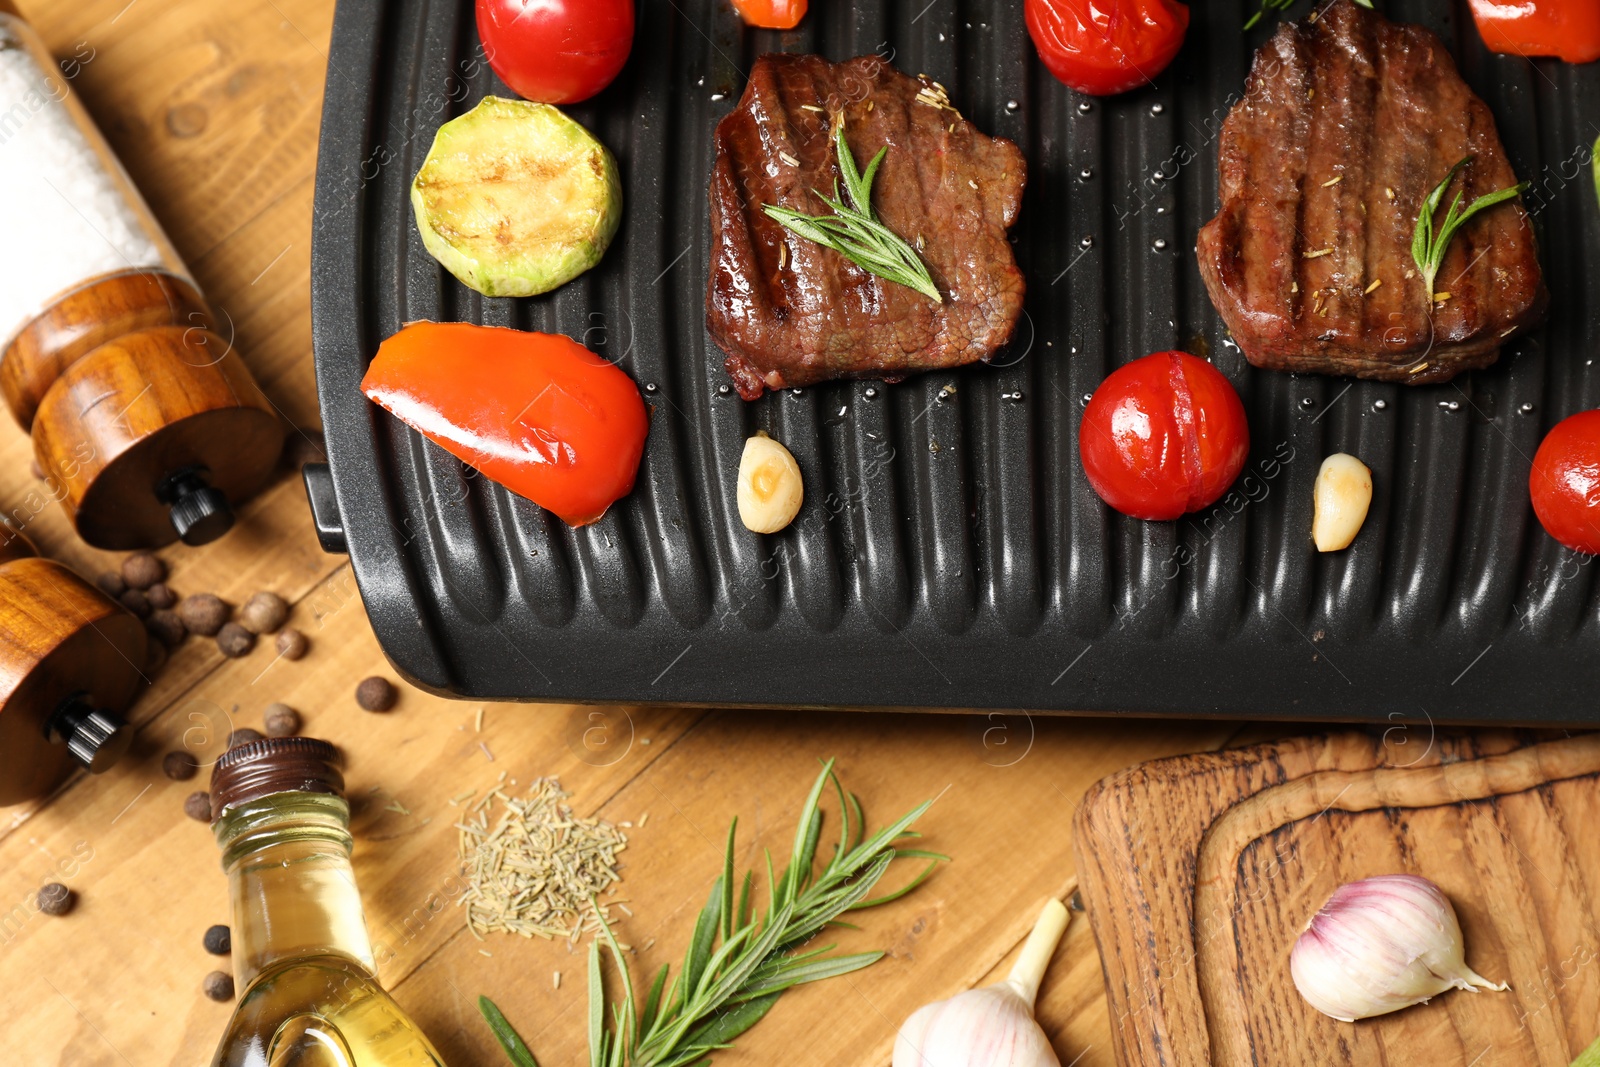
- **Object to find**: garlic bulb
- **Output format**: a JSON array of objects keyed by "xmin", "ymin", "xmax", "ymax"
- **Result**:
[
  {"xmin": 1291, "ymin": 874, "xmax": 1508, "ymax": 1022},
  {"xmin": 893, "ymin": 898, "xmax": 1069, "ymax": 1067}
]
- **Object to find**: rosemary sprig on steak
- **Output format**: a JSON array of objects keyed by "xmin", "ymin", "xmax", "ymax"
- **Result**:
[
  {"xmin": 1245, "ymin": 0, "xmax": 1369, "ymax": 32},
  {"xmin": 1411, "ymin": 155, "xmax": 1528, "ymax": 309},
  {"xmin": 763, "ymin": 120, "xmax": 942, "ymax": 304}
]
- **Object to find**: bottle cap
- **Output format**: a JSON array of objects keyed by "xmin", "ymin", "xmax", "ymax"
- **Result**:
[{"xmin": 209, "ymin": 737, "xmax": 343, "ymax": 822}]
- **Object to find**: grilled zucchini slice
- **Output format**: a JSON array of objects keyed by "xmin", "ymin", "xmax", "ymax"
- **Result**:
[{"xmin": 411, "ymin": 96, "xmax": 622, "ymax": 298}]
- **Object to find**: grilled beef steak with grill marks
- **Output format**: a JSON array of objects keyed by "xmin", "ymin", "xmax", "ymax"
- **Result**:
[
  {"xmin": 707, "ymin": 54, "xmax": 1027, "ymax": 400},
  {"xmin": 1196, "ymin": 0, "xmax": 1546, "ymax": 385}
]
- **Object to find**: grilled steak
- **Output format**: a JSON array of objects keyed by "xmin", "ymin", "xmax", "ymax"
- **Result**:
[
  {"xmin": 1196, "ymin": 0, "xmax": 1546, "ymax": 385},
  {"xmin": 707, "ymin": 54, "xmax": 1027, "ymax": 400}
]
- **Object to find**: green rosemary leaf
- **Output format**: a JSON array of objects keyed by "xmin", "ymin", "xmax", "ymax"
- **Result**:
[
  {"xmin": 589, "ymin": 940, "xmax": 606, "ymax": 1067},
  {"xmin": 1570, "ymin": 1032, "xmax": 1600, "ymax": 1067},
  {"xmin": 737, "ymin": 870, "xmax": 754, "ymax": 928},
  {"xmin": 640, "ymin": 965, "xmax": 670, "ymax": 1038},
  {"xmin": 855, "ymin": 851, "xmax": 949, "ymax": 909},
  {"xmin": 479, "ymin": 996, "xmax": 541, "ymax": 1067},
  {"xmin": 762, "ymin": 121, "xmax": 942, "ymax": 303},
  {"xmin": 1410, "ymin": 155, "xmax": 1527, "ymax": 305},
  {"xmin": 787, "ymin": 758, "xmax": 833, "ymax": 900},
  {"xmin": 720, "ymin": 820, "xmax": 737, "ymax": 945},
  {"xmin": 730, "ymin": 951, "xmax": 886, "ymax": 1003},
  {"xmin": 1593, "ymin": 134, "xmax": 1599, "ymax": 211},
  {"xmin": 681, "ymin": 875, "xmax": 722, "ymax": 1000}
]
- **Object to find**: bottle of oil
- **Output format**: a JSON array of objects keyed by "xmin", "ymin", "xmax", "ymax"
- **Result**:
[{"xmin": 207, "ymin": 737, "xmax": 448, "ymax": 1066}]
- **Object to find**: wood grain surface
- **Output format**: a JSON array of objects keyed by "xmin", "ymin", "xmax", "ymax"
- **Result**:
[
  {"xmin": 0, "ymin": 2, "xmax": 1361, "ymax": 1066},
  {"xmin": 1076, "ymin": 730, "xmax": 1600, "ymax": 1067}
]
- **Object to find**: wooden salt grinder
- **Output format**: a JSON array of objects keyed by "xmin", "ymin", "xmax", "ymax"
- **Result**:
[
  {"xmin": 3, "ymin": 272, "xmax": 287, "ymax": 549},
  {"xmin": 0, "ymin": 529, "xmax": 147, "ymax": 805}
]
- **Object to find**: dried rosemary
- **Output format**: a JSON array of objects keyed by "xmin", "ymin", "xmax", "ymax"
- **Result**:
[
  {"xmin": 480, "ymin": 759, "xmax": 945, "ymax": 1067},
  {"xmin": 458, "ymin": 777, "xmax": 628, "ymax": 942}
]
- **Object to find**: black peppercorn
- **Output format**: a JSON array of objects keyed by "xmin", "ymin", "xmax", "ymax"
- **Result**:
[
  {"xmin": 121, "ymin": 552, "xmax": 165, "ymax": 590},
  {"xmin": 146, "ymin": 582, "xmax": 177, "ymax": 610},
  {"xmin": 184, "ymin": 790, "xmax": 212, "ymax": 822},
  {"xmin": 147, "ymin": 609, "xmax": 186, "ymax": 648},
  {"xmin": 37, "ymin": 883, "xmax": 74, "ymax": 916},
  {"xmin": 238, "ymin": 591, "xmax": 289, "ymax": 635},
  {"xmin": 227, "ymin": 728, "xmax": 263, "ymax": 749},
  {"xmin": 202, "ymin": 970, "xmax": 234, "ymax": 1001},
  {"xmin": 95, "ymin": 572, "xmax": 126, "ymax": 599},
  {"xmin": 163, "ymin": 751, "xmax": 199, "ymax": 781},
  {"xmin": 216, "ymin": 623, "xmax": 256, "ymax": 658},
  {"xmin": 355, "ymin": 676, "xmax": 397, "ymax": 712},
  {"xmin": 203, "ymin": 924, "xmax": 231, "ymax": 955},
  {"xmin": 262, "ymin": 703, "xmax": 300, "ymax": 738},
  {"xmin": 275, "ymin": 628, "xmax": 308, "ymax": 661},
  {"xmin": 119, "ymin": 588, "xmax": 151, "ymax": 618},
  {"xmin": 179, "ymin": 593, "xmax": 229, "ymax": 637}
]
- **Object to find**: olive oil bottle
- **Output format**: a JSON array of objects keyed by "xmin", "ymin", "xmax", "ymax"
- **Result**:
[{"xmin": 207, "ymin": 738, "xmax": 447, "ymax": 1066}]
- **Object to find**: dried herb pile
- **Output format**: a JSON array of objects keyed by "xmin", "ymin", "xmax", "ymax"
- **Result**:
[{"xmin": 458, "ymin": 777, "xmax": 629, "ymax": 942}]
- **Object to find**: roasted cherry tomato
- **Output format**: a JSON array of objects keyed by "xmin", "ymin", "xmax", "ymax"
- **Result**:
[
  {"xmin": 1468, "ymin": 0, "xmax": 1600, "ymax": 65},
  {"xmin": 361, "ymin": 322, "xmax": 647, "ymax": 526},
  {"xmin": 732, "ymin": 0, "xmax": 807, "ymax": 30},
  {"xmin": 1025, "ymin": 0, "xmax": 1190, "ymax": 97},
  {"xmin": 477, "ymin": 0, "xmax": 635, "ymax": 105},
  {"xmin": 1079, "ymin": 351, "xmax": 1249, "ymax": 521},
  {"xmin": 1530, "ymin": 410, "xmax": 1600, "ymax": 554}
]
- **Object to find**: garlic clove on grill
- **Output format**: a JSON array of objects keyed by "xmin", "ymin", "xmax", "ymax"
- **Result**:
[
  {"xmin": 737, "ymin": 432, "xmax": 804, "ymax": 534},
  {"xmin": 1312, "ymin": 452, "xmax": 1372, "ymax": 551},
  {"xmin": 893, "ymin": 898, "xmax": 1069, "ymax": 1067},
  {"xmin": 1290, "ymin": 874, "xmax": 1508, "ymax": 1023}
]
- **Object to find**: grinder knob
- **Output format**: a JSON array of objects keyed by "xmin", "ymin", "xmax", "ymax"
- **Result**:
[
  {"xmin": 161, "ymin": 467, "xmax": 235, "ymax": 546},
  {"xmin": 45, "ymin": 698, "xmax": 130, "ymax": 774}
]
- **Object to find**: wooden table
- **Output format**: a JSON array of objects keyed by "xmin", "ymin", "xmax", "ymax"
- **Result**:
[{"xmin": 0, "ymin": 2, "xmax": 1267, "ymax": 1063}]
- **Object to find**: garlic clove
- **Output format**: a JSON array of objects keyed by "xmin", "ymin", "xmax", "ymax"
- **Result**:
[
  {"xmin": 737, "ymin": 432, "xmax": 804, "ymax": 533},
  {"xmin": 1312, "ymin": 453, "xmax": 1372, "ymax": 551},
  {"xmin": 1291, "ymin": 874, "xmax": 1507, "ymax": 1023}
]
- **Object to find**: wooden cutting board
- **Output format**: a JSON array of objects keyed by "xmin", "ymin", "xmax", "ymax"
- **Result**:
[{"xmin": 1073, "ymin": 730, "xmax": 1600, "ymax": 1067}]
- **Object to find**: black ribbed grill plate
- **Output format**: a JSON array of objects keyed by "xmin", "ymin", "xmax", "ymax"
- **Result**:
[{"xmin": 311, "ymin": 0, "xmax": 1600, "ymax": 722}]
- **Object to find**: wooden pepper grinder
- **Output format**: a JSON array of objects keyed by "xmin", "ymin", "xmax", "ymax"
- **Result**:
[
  {"xmin": 0, "ymin": 528, "xmax": 147, "ymax": 806},
  {"xmin": 0, "ymin": 2, "xmax": 284, "ymax": 549}
]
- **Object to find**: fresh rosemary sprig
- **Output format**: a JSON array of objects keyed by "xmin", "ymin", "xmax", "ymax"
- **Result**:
[
  {"xmin": 1592, "ymin": 133, "xmax": 1599, "ymax": 212},
  {"xmin": 1410, "ymin": 155, "xmax": 1528, "ymax": 309},
  {"xmin": 1245, "ymin": 0, "xmax": 1371, "ymax": 32},
  {"xmin": 479, "ymin": 759, "xmax": 944, "ymax": 1067},
  {"xmin": 763, "ymin": 122, "xmax": 943, "ymax": 303}
]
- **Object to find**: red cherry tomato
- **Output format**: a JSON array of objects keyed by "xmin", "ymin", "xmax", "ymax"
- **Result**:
[
  {"xmin": 361, "ymin": 322, "xmax": 648, "ymax": 527},
  {"xmin": 1530, "ymin": 410, "xmax": 1600, "ymax": 554},
  {"xmin": 1468, "ymin": 0, "xmax": 1600, "ymax": 65},
  {"xmin": 732, "ymin": 0, "xmax": 807, "ymax": 29},
  {"xmin": 1079, "ymin": 351, "xmax": 1249, "ymax": 521},
  {"xmin": 1025, "ymin": 0, "xmax": 1189, "ymax": 97},
  {"xmin": 476, "ymin": 0, "xmax": 635, "ymax": 105}
]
